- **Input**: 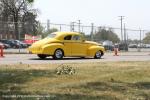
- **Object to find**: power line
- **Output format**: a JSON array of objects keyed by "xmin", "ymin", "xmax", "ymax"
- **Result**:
[{"xmin": 0, "ymin": 21, "xmax": 150, "ymax": 32}]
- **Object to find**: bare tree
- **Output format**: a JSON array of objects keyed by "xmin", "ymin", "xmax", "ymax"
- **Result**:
[{"xmin": 0, "ymin": 0, "xmax": 35, "ymax": 39}]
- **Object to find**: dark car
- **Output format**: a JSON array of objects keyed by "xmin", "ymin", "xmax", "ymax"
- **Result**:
[
  {"xmin": 14, "ymin": 40, "xmax": 28, "ymax": 48},
  {"xmin": 0, "ymin": 39, "xmax": 20, "ymax": 48},
  {"xmin": 118, "ymin": 43, "xmax": 128, "ymax": 51},
  {"xmin": 103, "ymin": 45, "xmax": 114, "ymax": 51},
  {"xmin": 128, "ymin": 44, "xmax": 138, "ymax": 48},
  {"xmin": 0, "ymin": 42, "xmax": 10, "ymax": 49}
]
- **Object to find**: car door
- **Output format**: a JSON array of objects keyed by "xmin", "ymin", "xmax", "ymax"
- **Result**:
[
  {"xmin": 71, "ymin": 35, "xmax": 87, "ymax": 56},
  {"xmin": 63, "ymin": 35, "xmax": 72, "ymax": 56}
]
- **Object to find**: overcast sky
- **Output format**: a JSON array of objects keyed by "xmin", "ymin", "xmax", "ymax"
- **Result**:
[
  {"xmin": 33, "ymin": 0, "xmax": 150, "ymax": 40},
  {"xmin": 34, "ymin": 0, "xmax": 150, "ymax": 30}
]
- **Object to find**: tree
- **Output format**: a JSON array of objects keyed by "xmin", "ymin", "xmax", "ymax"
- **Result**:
[
  {"xmin": 143, "ymin": 32, "xmax": 150, "ymax": 44},
  {"xmin": 93, "ymin": 27, "xmax": 120, "ymax": 43},
  {"xmin": 35, "ymin": 22, "xmax": 45, "ymax": 36},
  {"xmin": 84, "ymin": 35, "xmax": 91, "ymax": 41},
  {"xmin": 0, "ymin": 0, "xmax": 36, "ymax": 39},
  {"xmin": 21, "ymin": 12, "xmax": 38, "ymax": 36}
]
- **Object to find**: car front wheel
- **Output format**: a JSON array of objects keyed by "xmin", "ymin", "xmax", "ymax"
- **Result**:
[
  {"xmin": 94, "ymin": 51, "xmax": 102, "ymax": 59},
  {"xmin": 53, "ymin": 49, "xmax": 64, "ymax": 59}
]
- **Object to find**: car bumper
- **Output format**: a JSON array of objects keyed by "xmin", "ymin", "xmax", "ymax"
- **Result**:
[{"xmin": 28, "ymin": 46, "xmax": 43, "ymax": 54}]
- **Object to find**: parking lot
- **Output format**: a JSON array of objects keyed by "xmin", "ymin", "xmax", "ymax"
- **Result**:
[{"xmin": 1, "ymin": 50, "xmax": 150, "ymax": 64}]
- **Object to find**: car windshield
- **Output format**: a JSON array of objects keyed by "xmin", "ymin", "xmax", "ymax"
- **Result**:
[{"xmin": 46, "ymin": 33, "xmax": 57, "ymax": 38}]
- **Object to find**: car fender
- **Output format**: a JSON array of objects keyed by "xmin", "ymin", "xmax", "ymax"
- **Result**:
[
  {"xmin": 87, "ymin": 46, "xmax": 105, "ymax": 56},
  {"xmin": 41, "ymin": 43, "xmax": 65, "ymax": 55}
]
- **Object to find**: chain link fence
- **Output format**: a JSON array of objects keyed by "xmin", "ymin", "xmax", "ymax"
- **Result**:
[
  {"xmin": 0, "ymin": 21, "xmax": 150, "ymax": 52},
  {"xmin": 41, "ymin": 22, "xmax": 150, "ymax": 52}
]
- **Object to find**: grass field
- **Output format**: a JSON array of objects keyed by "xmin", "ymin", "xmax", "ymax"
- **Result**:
[{"xmin": 0, "ymin": 61, "xmax": 150, "ymax": 100}]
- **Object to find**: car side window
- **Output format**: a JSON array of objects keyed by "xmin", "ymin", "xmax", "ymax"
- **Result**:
[
  {"xmin": 64, "ymin": 35, "xmax": 72, "ymax": 40},
  {"xmin": 72, "ymin": 35, "xmax": 81, "ymax": 41}
]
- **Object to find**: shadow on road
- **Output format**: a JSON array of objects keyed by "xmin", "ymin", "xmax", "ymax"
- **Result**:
[{"xmin": 29, "ymin": 57, "xmax": 104, "ymax": 61}]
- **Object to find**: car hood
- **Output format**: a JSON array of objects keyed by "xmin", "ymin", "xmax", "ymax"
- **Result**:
[{"xmin": 85, "ymin": 41, "xmax": 101, "ymax": 46}]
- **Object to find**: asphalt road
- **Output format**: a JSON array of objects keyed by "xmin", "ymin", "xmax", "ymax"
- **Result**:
[{"xmin": 1, "ymin": 52, "xmax": 150, "ymax": 64}]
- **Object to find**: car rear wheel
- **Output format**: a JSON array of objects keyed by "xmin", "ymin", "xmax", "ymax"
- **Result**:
[
  {"xmin": 37, "ymin": 54, "xmax": 47, "ymax": 59},
  {"xmin": 53, "ymin": 49, "xmax": 64, "ymax": 59},
  {"xmin": 94, "ymin": 51, "xmax": 102, "ymax": 59}
]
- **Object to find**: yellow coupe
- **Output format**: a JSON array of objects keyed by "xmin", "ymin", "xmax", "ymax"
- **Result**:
[{"xmin": 28, "ymin": 32, "xmax": 105, "ymax": 59}]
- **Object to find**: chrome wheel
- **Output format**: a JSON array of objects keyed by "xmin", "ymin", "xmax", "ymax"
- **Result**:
[{"xmin": 53, "ymin": 49, "xmax": 64, "ymax": 59}]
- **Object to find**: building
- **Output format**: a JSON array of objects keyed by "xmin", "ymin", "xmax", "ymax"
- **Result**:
[{"xmin": 0, "ymin": 15, "xmax": 16, "ymax": 39}]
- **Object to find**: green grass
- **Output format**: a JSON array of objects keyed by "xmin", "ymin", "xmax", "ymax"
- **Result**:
[{"xmin": 0, "ymin": 62, "xmax": 150, "ymax": 100}]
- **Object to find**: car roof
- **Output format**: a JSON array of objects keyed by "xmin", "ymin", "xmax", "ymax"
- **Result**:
[
  {"xmin": 55, "ymin": 32, "xmax": 81, "ymax": 36},
  {"xmin": 53, "ymin": 32, "xmax": 83, "ymax": 40}
]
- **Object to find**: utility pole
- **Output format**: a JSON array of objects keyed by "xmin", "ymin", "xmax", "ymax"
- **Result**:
[
  {"xmin": 70, "ymin": 22, "xmax": 75, "ymax": 32},
  {"xmin": 124, "ymin": 23, "xmax": 128, "ymax": 51},
  {"xmin": 70, "ymin": 22, "xmax": 72, "ymax": 31},
  {"xmin": 60, "ymin": 25, "xmax": 61, "ymax": 31},
  {"xmin": 47, "ymin": 19, "xmax": 50, "ymax": 30},
  {"xmin": 138, "ymin": 29, "xmax": 142, "ymax": 52},
  {"xmin": 126, "ymin": 27, "xmax": 129, "ymax": 47},
  {"xmin": 140, "ymin": 29, "xmax": 142, "ymax": 48},
  {"xmin": 119, "ymin": 16, "xmax": 124, "ymax": 42},
  {"xmin": 91, "ymin": 23, "xmax": 94, "ymax": 41},
  {"xmin": 78, "ymin": 20, "xmax": 81, "ymax": 33},
  {"xmin": 18, "ymin": 22, "xmax": 21, "ymax": 53},
  {"xmin": 124, "ymin": 23, "xmax": 126, "ymax": 43},
  {"xmin": 81, "ymin": 26, "xmax": 84, "ymax": 33}
]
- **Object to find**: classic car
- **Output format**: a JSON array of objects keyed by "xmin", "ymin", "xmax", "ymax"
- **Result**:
[{"xmin": 28, "ymin": 32, "xmax": 105, "ymax": 59}]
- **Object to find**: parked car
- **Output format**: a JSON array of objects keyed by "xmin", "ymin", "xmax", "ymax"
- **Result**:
[
  {"xmin": 14, "ymin": 40, "xmax": 28, "ymax": 48},
  {"xmin": 0, "ymin": 39, "xmax": 20, "ymax": 49},
  {"xmin": 24, "ymin": 39, "xmax": 38, "ymax": 47},
  {"xmin": 118, "ymin": 43, "xmax": 128, "ymax": 51},
  {"xmin": 129, "ymin": 44, "xmax": 138, "ymax": 48},
  {"xmin": 0, "ymin": 42, "xmax": 10, "ymax": 49},
  {"xmin": 28, "ymin": 32, "xmax": 105, "ymax": 59},
  {"xmin": 145, "ymin": 44, "xmax": 150, "ymax": 48},
  {"xmin": 0, "ymin": 39, "xmax": 16, "ymax": 48},
  {"xmin": 0, "ymin": 42, "xmax": 5, "ymax": 48}
]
